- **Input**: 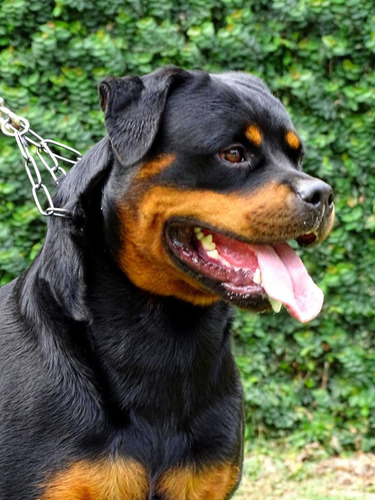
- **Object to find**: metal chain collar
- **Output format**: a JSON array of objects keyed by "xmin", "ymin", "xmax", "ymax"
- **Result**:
[{"xmin": 0, "ymin": 97, "xmax": 82, "ymax": 218}]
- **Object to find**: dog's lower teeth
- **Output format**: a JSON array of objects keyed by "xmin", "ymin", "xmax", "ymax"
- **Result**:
[
  {"xmin": 253, "ymin": 268, "xmax": 262, "ymax": 285},
  {"xmin": 269, "ymin": 297, "xmax": 282, "ymax": 313},
  {"xmin": 220, "ymin": 257, "xmax": 232, "ymax": 268},
  {"xmin": 207, "ymin": 249, "xmax": 219, "ymax": 259}
]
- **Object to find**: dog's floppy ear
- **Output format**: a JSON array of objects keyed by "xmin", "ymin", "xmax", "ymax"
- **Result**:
[
  {"xmin": 99, "ymin": 66, "xmax": 189, "ymax": 166},
  {"xmin": 25, "ymin": 67, "xmax": 189, "ymax": 323},
  {"xmin": 21, "ymin": 139, "xmax": 114, "ymax": 324}
]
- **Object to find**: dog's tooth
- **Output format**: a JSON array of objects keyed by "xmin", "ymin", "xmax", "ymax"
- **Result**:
[
  {"xmin": 269, "ymin": 297, "xmax": 283, "ymax": 313},
  {"xmin": 207, "ymin": 249, "xmax": 220, "ymax": 260},
  {"xmin": 219, "ymin": 256, "xmax": 232, "ymax": 267},
  {"xmin": 253, "ymin": 268, "xmax": 262, "ymax": 285},
  {"xmin": 207, "ymin": 249, "xmax": 232, "ymax": 268},
  {"xmin": 202, "ymin": 234, "xmax": 213, "ymax": 244},
  {"xmin": 201, "ymin": 234, "xmax": 216, "ymax": 251},
  {"xmin": 203, "ymin": 241, "xmax": 216, "ymax": 251},
  {"xmin": 194, "ymin": 227, "xmax": 205, "ymax": 240}
]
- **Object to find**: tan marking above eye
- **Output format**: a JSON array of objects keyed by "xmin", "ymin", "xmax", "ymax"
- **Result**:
[
  {"xmin": 135, "ymin": 154, "xmax": 176, "ymax": 181},
  {"xmin": 285, "ymin": 131, "xmax": 301, "ymax": 149},
  {"xmin": 245, "ymin": 125, "xmax": 262, "ymax": 147}
]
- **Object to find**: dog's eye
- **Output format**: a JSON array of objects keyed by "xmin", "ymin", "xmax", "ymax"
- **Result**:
[{"xmin": 220, "ymin": 147, "xmax": 246, "ymax": 164}]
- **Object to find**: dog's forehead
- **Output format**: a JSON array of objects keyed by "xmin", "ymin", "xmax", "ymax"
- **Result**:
[
  {"xmin": 213, "ymin": 72, "xmax": 289, "ymax": 120},
  {"xmin": 161, "ymin": 71, "xmax": 294, "ymax": 151}
]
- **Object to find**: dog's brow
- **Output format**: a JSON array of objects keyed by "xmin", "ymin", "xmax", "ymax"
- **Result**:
[
  {"xmin": 136, "ymin": 154, "xmax": 176, "ymax": 181},
  {"xmin": 245, "ymin": 125, "xmax": 262, "ymax": 147},
  {"xmin": 285, "ymin": 131, "xmax": 301, "ymax": 149}
]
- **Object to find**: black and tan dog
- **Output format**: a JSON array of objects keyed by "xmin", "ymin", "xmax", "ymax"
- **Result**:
[{"xmin": 0, "ymin": 66, "xmax": 334, "ymax": 499}]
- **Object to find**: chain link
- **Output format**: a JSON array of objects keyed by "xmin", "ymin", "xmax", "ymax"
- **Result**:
[{"xmin": 0, "ymin": 97, "xmax": 82, "ymax": 218}]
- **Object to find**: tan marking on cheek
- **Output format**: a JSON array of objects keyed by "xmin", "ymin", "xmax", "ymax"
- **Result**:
[
  {"xmin": 157, "ymin": 463, "xmax": 240, "ymax": 500},
  {"xmin": 39, "ymin": 459, "xmax": 148, "ymax": 500},
  {"xmin": 245, "ymin": 125, "xmax": 262, "ymax": 146},
  {"xmin": 285, "ymin": 131, "xmax": 300, "ymax": 149},
  {"xmin": 135, "ymin": 153, "xmax": 176, "ymax": 181},
  {"xmin": 117, "ymin": 183, "xmax": 293, "ymax": 305}
]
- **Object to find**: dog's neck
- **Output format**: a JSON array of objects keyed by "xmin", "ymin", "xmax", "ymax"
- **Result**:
[
  {"xmin": 83, "ymin": 250, "xmax": 234, "ymax": 419},
  {"xmin": 18, "ymin": 226, "xmax": 234, "ymax": 421}
]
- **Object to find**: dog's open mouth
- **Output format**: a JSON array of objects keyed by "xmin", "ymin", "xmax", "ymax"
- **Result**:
[{"xmin": 165, "ymin": 221, "xmax": 323, "ymax": 323}]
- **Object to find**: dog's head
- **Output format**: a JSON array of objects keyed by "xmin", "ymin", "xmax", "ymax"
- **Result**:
[{"xmin": 95, "ymin": 66, "xmax": 334, "ymax": 323}]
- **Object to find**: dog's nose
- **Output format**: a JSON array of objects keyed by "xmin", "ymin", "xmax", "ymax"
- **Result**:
[{"xmin": 297, "ymin": 179, "xmax": 334, "ymax": 210}]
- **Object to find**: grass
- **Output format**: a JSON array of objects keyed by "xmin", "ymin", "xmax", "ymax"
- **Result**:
[{"xmin": 233, "ymin": 442, "xmax": 375, "ymax": 500}]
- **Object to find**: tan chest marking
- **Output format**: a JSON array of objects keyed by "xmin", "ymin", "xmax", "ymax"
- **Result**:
[
  {"xmin": 39, "ymin": 458, "xmax": 148, "ymax": 500},
  {"xmin": 39, "ymin": 459, "xmax": 240, "ymax": 500},
  {"xmin": 156, "ymin": 462, "xmax": 241, "ymax": 500}
]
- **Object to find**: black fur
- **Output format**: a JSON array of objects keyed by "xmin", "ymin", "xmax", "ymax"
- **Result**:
[{"xmin": 0, "ymin": 65, "xmax": 331, "ymax": 499}]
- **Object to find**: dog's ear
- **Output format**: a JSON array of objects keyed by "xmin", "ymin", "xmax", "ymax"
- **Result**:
[
  {"xmin": 28, "ymin": 67, "xmax": 190, "ymax": 323},
  {"xmin": 27, "ymin": 139, "xmax": 114, "ymax": 323},
  {"xmin": 99, "ymin": 66, "xmax": 189, "ymax": 166}
]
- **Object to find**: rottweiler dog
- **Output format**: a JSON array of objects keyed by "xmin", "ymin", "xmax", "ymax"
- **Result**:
[{"xmin": 0, "ymin": 66, "xmax": 334, "ymax": 499}]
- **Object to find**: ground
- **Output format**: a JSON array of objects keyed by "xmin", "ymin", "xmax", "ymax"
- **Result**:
[{"xmin": 234, "ymin": 443, "xmax": 375, "ymax": 500}]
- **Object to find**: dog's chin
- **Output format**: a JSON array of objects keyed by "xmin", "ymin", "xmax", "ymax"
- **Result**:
[{"xmin": 163, "ymin": 219, "xmax": 319, "ymax": 313}]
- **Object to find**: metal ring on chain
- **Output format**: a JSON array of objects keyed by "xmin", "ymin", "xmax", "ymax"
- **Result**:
[
  {"xmin": 1, "ymin": 116, "xmax": 30, "ymax": 137},
  {"xmin": 0, "ymin": 97, "xmax": 81, "ymax": 218}
]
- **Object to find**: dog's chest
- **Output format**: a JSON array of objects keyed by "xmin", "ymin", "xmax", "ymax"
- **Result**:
[
  {"xmin": 37, "ymin": 400, "xmax": 242, "ymax": 500},
  {"xmin": 39, "ymin": 456, "xmax": 240, "ymax": 500}
]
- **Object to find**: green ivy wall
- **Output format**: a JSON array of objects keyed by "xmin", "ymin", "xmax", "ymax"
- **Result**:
[{"xmin": 0, "ymin": 0, "xmax": 374, "ymax": 451}]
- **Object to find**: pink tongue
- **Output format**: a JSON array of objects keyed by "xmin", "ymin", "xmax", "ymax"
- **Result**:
[
  {"xmin": 251, "ymin": 242, "xmax": 323, "ymax": 323},
  {"xmin": 213, "ymin": 235, "xmax": 323, "ymax": 323}
]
